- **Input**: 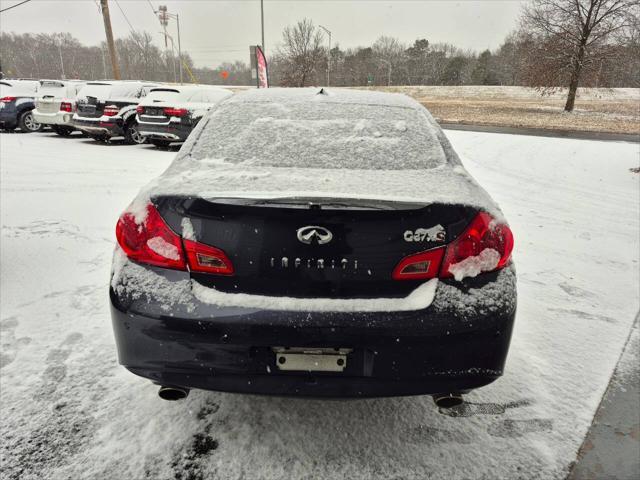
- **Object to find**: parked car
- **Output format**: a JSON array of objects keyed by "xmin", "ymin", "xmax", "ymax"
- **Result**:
[
  {"xmin": 33, "ymin": 79, "xmax": 85, "ymax": 136},
  {"xmin": 0, "ymin": 79, "xmax": 42, "ymax": 132},
  {"xmin": 136, "ymin": 85, "xmax": 232, "ymax": 147},
  {"xmin": 110, "ymin": 88, "xmax": 516, "ymax": 406},
  {"xmin": 73, "ymin": 81, "xmax": 160, "ymax": 144}
]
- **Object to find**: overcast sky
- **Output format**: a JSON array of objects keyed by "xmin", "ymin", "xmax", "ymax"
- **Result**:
[{"xmin": 0, "ymin": 0, "xmax": 526, "ymax": 67}]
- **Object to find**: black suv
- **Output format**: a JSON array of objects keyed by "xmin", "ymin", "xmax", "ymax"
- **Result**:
[{"xmin": 73, "ymin": 81, "xmax": 160, "ymax": 144}]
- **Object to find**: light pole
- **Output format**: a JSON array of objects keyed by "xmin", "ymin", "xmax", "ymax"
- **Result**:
[
  {"xmin": 157, "ymin": 5, "xmax": 183, "ymax": 84},
  {"xmin": 161, "ymin": 31, "xmax": 178, "ymax": 83},
  {"xmin": 319, "ymin": 25, "xmax": 331, "ymax": 87}
]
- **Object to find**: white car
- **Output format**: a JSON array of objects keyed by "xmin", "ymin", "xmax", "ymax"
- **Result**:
[
  {"xmin": 33, "ymin": 80, "xmax": 86, "ymax": 136},
  {"xmin": 136, "ymin": 85, "xmax": 232, "ymax": 147}
]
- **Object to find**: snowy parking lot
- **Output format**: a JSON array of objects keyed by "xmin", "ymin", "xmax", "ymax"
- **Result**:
[{"xmin": 1, "ymin": 130, "xmax": 638, "ymax": 479}]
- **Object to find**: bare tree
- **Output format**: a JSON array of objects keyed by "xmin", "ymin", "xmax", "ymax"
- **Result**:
[
  {"xmin": 372, "ymin": 36, "xmax": 406, "ymax": 86},
  {"xmin": 520, "ymin": 0, "xmax": 639, "ymax": 111},
  {"xmin": 277, "ymin": 19, "xmax": 325, "ymax": 87}
]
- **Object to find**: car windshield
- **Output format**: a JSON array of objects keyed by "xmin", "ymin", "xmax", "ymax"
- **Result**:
[{"xmin": 190, "ymin": 102, "xmax": 446, "ymax": 170}]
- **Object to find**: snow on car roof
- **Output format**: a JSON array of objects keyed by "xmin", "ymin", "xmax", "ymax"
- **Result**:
[{"xmin": 225, "ymin": 87, "xmax": 419, "ymax": 108}]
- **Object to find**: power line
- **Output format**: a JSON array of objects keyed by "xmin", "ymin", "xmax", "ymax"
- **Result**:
[
  {"xmin": 0, "ymin": 0, "xmax": 32, "ymax": 13},
  {"xmin": 113, "ymin": 0, "xmax": 138, "ymax": 38}
]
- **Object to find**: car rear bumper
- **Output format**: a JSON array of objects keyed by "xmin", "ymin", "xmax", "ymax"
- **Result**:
[
  {"xmin": 73, "ymin": 117, "xmax": 124, "ymax": 137},
  {"xmin": 33, "ymin": 110, "xmax": 74, "ymax": 126},
  {"xmin": 0, "ymin": 109, "xmax": 18, "ymax": 128},
  {"xmin": 110, "ymin": 258, "xmax": 517, "ymax": 398},
  {"xmin": 138, "ymin": 122, "xmax": 192, "ymax": 142}
]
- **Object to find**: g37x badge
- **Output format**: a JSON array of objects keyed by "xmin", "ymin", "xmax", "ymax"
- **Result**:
[{"xmin": 404, "ymin": 225, "xmax": 446, "ymax": 243}]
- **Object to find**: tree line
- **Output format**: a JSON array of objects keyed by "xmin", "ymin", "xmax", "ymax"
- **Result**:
[{"xmin": 1, "ymin": 0, "xmax": 638, "ymax": 112}]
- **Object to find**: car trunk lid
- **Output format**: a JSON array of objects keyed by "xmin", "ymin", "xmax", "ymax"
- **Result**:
[{"xmin": 155, "ymin": 196, "xmax": 477, "ymax": 298}]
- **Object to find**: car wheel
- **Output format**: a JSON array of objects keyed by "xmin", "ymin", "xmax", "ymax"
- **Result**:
[
  {"xmin": 18, "ymin": 111, "xmax": 44, "ymax": 133},
  {"xmin": 124, "ymin": 120, "xmax": 146, "ymax": 145},
  {"xmin": 151, "ymin": 140, "xmax": 171, "ymax": 148},
  {"xmin": 53, "ymin": 125, "xmax": 74, "ymax": 136}
]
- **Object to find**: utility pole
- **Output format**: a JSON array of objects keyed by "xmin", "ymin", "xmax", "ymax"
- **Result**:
[
  {"xmin": 260, "ymin": 0, "xmax": 265, "ymax": 54},
  {"xmin": 100, "ymin": 0, "xmax": 120, "ymax": 80},
  {"xmin": 319, "ymin": 25, "xmax": 331, "ymax": 86}
]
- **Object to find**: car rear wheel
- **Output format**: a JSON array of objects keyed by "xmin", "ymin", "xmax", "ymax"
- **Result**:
[
  {"xmin": 124, "ymin": 120, "xmax": 146, "ymax": 145},
  {"xmin": 52, "ymin": 125, "xmax": 74, "ymax": 136},
  {"xmin": 151, "ymin": 140, "xmax": 171, "ymax": 148},
  {"xmin": 18, "ymin": 111, "xmax": 43, "ymax": 133}
]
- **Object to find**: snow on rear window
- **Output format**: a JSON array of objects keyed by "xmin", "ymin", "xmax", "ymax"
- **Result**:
[
  {"xmin": 78, "ymin": 83, "xmax": 143, "ymax": 100},
  {"xmin": 145, "ymin": 89, "xmax": 183, "ymax": 102},
  {"xmin": 190, "ymin": 102, "xmax": 446, "ymax": 170},
  {"xmin": 78, "ymin": 84, "xmax": 112, "ymax": 99}
]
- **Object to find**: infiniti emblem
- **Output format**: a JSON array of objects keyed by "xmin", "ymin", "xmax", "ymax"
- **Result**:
[{"xmin": 296, "ymin": 226, "xmax": 333, "ymax": 245}]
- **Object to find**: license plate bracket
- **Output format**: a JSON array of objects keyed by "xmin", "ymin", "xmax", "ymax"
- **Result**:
[{"xmin": 272, "ymin": 347, "xmax": 352, "ymax": 372}]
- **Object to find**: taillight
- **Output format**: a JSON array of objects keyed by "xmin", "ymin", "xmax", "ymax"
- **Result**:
[
  {"xmin": 392, "ymin": 212, "xmax": 514, "ymax": 281},
  {"xmin": 60, "ymin": 102, "xmax": 73, "ymax": 112},
  {"xmin": 104, "ymin": 105, "xmax": 119, "ymax": 116},
  {"xmin": 392, "ymin": 247, "xmax": 445, "ymax": 280},
  {"xmin": 163, "ymin": 107, "xmax": 188, "ymax": 117},
  {"xmin": 0, "ymin": 96, "xmax": 16, "ymax": 103},
  {"xmin": 115, "ymin": 204, "xmax": 186, "ymax": 270},
  {"xmin": 136, "ymin": 106, "xmax": 144, "ymax": 114},
  {"xmin": 440, "ymin": 212, "xmax": 514, "ymax": 280},
  {"xmin": 183, "ymin": 239, "xmax": 234, "ymax": 275}
]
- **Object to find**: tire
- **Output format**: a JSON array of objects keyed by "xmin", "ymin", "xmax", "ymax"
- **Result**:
[
  {"xmin": 151, "ymin": 140, "xmax": 171, "ymax": 148},
  {"xmin": 124, "ymin": 120, "xmax": 146, "ymax": 145},
  {"xmin": 18, "ymin": 110, "xmax": 44, "ymax": 133},
  {"xmin": 53, "ymin": 125, "xmax": 74, "ymax": 136}
]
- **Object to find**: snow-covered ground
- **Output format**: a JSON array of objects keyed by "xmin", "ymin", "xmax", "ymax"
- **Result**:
[{"xmin": 1, "ymin": 131, "xmax": 638, "ymax": 480}]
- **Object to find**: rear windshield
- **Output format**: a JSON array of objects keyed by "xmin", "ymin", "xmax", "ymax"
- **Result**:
[
  {"xmin": 0, "ymin": 81, "xmax": 38, "ymax": 96},
  {"xmin": 78, "ymin": 83, "xmax": 143, "ymax": 100},
  {"xmin": 145, "ymin": 89, "xmax": 183, "ymax": 102},
  {"xmin": 189, "ymin": 102, "xmax": 446, "ymax": 170},
  {"xmin": 39, "ymin": 81, "xmax": 66, "ymax": 97}
]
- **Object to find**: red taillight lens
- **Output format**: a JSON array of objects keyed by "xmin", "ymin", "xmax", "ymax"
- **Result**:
[
  {"xmin": 115, "ymin": 204, "xmax": 186, "ymax": 270},
  {"xmin": 136, "ymin": 106, "xmax": 144, "ymax": 114},
  {"xmin": 60, "ymin": 102, "xmax": 73, "ymax": 112},
  {"xmin": 103, "ymin": 105, "xmax": 119, "ymax": 116},
  {"xmin": 440, "ymin": 212, "xmax": 514, "ymax": 280},
  {"xmin": 392, "ymin": 247, "xmax": 445, "ymax": 280},
  {"xmin": 392, "ymin": 212, "xmax": 513, "ymax": 282},
  {"xmin": 163, "ymin": 107, "xmax": 188, "ymax": 117},
  {"xmin": 0, "ymin": 96, "xmax": 16, "ymax": 103},
  {"xmin": 183, "ymin": 239, "xmax": 234, "ymax": 275}
]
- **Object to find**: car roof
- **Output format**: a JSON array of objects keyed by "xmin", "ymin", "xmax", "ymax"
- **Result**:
[{"xmin": 227, "ymin": 87, "xmax": 420, "ymax": 109}]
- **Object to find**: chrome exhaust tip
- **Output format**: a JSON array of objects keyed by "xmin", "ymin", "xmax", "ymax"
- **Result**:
[
  {"xmin": 432, "ymin": 393, "xmax": 464, "ymax": 409},
  {"xmin": 158, "ymin": 386, "xmax": 190, "ymax": 401}
]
